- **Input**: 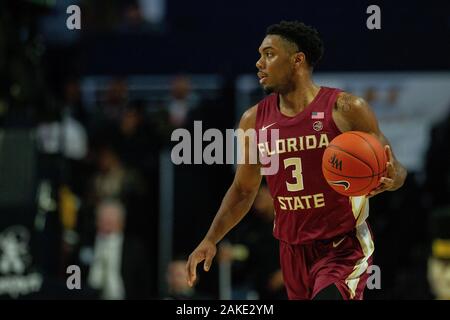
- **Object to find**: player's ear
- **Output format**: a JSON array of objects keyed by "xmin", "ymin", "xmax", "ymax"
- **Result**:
[{"xmin": 294, "ymin": 52, "xmax": 306, "ymax": 68}]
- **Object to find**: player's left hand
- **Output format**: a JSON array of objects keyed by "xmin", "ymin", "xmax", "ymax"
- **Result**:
[{"xmin": 367, "ymin": 145, "xmax": 396, "ymax": 198}]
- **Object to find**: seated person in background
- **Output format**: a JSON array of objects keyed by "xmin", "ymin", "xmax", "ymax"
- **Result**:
[{"xmin": 218, "ymin": 184, "xmax": 287, "ymax": 299}]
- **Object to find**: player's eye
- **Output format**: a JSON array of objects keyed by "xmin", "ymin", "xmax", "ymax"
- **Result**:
[{"xmin": 266, "ymin": 52, "xmax": 273, "ymax": 57}]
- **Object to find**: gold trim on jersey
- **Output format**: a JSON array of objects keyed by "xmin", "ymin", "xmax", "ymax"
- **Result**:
[{"xmin": 350, "ymin": 196, "xmax": 369, "ymax": 226}]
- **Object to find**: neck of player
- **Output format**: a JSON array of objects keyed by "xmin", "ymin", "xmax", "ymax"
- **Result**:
[{"xmin": 279, "ymin": 78, "xmax": 320, "ymax": 117}]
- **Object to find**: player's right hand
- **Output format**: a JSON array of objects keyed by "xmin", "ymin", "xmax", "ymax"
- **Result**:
[{"xmin": 186, "ymin": 239, "xmax": 217, "ymax": 287}]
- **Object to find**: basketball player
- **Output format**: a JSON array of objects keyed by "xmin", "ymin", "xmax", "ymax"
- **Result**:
[{"xmin": 186, "ymin": 21, "xmax": 407, "ymax": 300}]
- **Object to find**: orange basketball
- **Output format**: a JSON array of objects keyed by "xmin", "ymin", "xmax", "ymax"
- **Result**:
[{"xmin": 322, "ymin": 131, "xmax": 387, "ymax": 197}]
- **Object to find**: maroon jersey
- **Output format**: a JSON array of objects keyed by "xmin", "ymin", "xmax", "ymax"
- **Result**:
[{"xmin": 255, "ymin": 87, "xmax": 368, "ymax": 244}]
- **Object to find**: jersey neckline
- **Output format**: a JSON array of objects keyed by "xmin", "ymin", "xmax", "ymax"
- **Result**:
[{"xmin": 274, "ymin": 86, "xmax": 324, "ymax": 122}]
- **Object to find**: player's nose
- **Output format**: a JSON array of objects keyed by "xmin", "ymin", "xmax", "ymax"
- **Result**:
[{"xmin": 256, "ymin": 57, "xmax": 264, "ymax": 70}]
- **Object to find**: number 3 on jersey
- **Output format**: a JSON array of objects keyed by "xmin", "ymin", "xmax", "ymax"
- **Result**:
[{"xmin": 284, "ymin": 157, "xmax": 304, "ymax": 191}]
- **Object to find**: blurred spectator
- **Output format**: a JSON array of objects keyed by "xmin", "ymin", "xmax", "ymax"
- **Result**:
[
  {"xmin": 81, "ymin": 144, "xmax": 148, "ymax": 239},
  {"xmin": 35, "ymin": 98, "xmax": 88, "ymax": 161},
  {"xmin": 77, "ymin": 199, "xmax": 152, "ymax": 299},
  {"xmin": 250, "ymin": 185, "xmax": 286, "ymax": 299},
  {"xmin": 121, "ymin": 2, "xmax": 145, "ymax": 30},
  {"xmin": 89, "ymin": 145, "xmax": 145, "ymax": 202},
  {"xmin": 367, "ymin": 172, "xmax": 429, "ymax": 299},
  {"xmin": 118, "ymin": 2, "xmax": 161, "ymax": 34},
  {"xmin": 363, "ymin": 86, "xmax": 378, "ymax": 106},
  {"xmin": 59, "ymin": 78, "xmax": 90, "ymax": 196},
  {"xmin": 427, "ymin": 206, "xmax": 450, "ymax": 300},
  {"xmin": 219, "ymin": 184, "xmax": 287, "ymax": 300},
  {"xmin": 62, "ymin": 78, "xmax": 87, "ymax": 125},
  {"xmin": 165, "ymin": 258, "xmax": 210, "ymax": 300},
  {"xmin": 167, "ymin": 75, "xmax": 200, "ymax": 128},
  {"xmin": 92, "ymin": 78, "xmax": 129, "ymax": 133},
  {"xmin": 386, "ymin": 86, "xmax": 401, "ymax": 106},
  {"xmin": 112, "ymin": 101, "xmax": 157, "ymax": 175},
  {"xmin": 138, "ymin": 0, "xmax": 166, "ymax": 28}
]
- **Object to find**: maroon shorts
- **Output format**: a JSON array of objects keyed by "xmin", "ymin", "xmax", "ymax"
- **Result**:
[{"xmin": 279, "ymin": 222, "xmax": 374, "ymax": 300}]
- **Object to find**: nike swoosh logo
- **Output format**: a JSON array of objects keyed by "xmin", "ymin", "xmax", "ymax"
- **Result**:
[
  {"xmin": 332, "ymin": 237, "xmax": 346, "ymax": 248},
  {"xmin": 329, "ymin": 180, "xmax": 350, "ymax": 190},
  {"xmin": 261, "ymin": 122, "xmax": 276, "ymax": 131}
]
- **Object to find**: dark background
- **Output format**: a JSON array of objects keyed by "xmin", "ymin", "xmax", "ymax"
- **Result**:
[{"xmin": 0, "ymin": 0, "xmax": 449, "ymax": 300}]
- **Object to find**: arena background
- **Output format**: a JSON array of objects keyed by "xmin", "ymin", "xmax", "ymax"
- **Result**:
[{"xmin": 0, "ymin": 0, "xmax": 449, "ymax": 300}]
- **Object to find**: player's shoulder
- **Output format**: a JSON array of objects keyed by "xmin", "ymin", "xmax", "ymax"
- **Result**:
[
  {"xmin": 334, "ymin": 91, "xmax": 378, "ymax": 131},
  {"xmin": 239, "ymin": 104, "xmax": 258, "ymax": 130},
  {"xmin": 240, "ymin": 94, "xmax": 276, "ymax": 129},
  {"xmin": 335, "ymin": 91, "xmax": 370, "ymax": 113}
]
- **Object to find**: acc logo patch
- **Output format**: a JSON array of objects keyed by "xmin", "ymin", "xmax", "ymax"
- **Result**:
[{"xmin": 313, "ymin": 121, "xmax": 323, "ymax": 131}]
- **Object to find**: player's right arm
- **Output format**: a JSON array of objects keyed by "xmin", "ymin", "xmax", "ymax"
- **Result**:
[{"xmin": 186, "ymin": 105, "xmax": 262, "ymax": 287}]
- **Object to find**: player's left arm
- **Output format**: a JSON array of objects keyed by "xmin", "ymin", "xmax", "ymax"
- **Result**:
[{"xmin": 336, "ymin": 92, "xmax": 407, "ymax": 196}]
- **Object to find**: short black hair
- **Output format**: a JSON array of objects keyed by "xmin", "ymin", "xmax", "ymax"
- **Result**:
[{"xmin": 266, "ymin": 21, "xmax": 324, "ymax": 68}]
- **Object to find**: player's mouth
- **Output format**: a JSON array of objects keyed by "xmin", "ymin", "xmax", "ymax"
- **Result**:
[{"xmin": 258, "ymin": 72, "xmax": 268, "ymax": 84}]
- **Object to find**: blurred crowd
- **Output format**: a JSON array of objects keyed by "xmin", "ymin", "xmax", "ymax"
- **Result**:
[{"xmin": 0, "ymin": 0, "xmax": 449, "ymax": 300}]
